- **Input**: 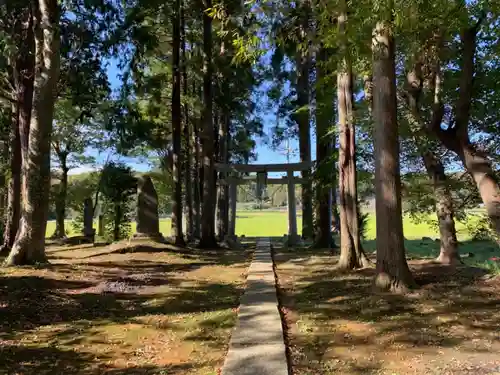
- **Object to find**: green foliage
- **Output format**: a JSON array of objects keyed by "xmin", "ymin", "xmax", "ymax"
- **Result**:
[
  {"xmin": 465, "ymin": 213, "xmax": 499, "ymax": 242},
  {"xmin": 358, "ymin": 212, "xmax": 370, "ymax": 241},
  {"xmin": 100, "ymin": 162, "xmax": 137, "ymax": 241},
  {"xmin": 148, "ymin": 170, "xmax": 173, "ymax": 216},
  {"xmin": 68, "ymin": 173, "xmax": 100, "ymax": 234}
]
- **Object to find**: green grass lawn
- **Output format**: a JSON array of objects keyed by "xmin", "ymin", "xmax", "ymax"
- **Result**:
[
  {"xmin": 47, "ymin": 210, "xmax": 466, "ymax": 240},
  {"xmin": 46, "ymin": 209, "xmax": 499, "ymax": 272}
]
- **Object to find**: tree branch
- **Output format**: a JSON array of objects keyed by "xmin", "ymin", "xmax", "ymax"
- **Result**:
[{"xmin": 454, "ymin": 13, "xmax": 485, "ymax": 137}]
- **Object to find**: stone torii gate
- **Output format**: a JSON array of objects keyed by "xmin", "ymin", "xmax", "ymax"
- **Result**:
[{"xmin": 215, "ymin": 161, "xmax": 312, "ymax": 246}]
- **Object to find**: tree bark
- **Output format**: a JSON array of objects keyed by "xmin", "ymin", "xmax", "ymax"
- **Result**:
[
  {"xmin": 5, "ymin": 0, "xmax": 60, "ymax": 266},
  {"xmin": 460, "ymin": 147, "xmax": 500, "ymax": 239},
  {"xmin": 181, "ymin": 3, "xmax": 193, "ymax": 241},
  {"xmin": 216, "ymin": 114, "xmax": 229, "ymax": 240},
  {"xmin": 429, "ymin": 18, "xmax": 500, "ymax": 241},
  {"xmin": 52, "ymin": 153, "xmax": 68, "ymax": 239},
  {"xmin": 404, "ymin": 54, "xmax": 461, "ymax": 264},
  {"xmin": 192, "ymin": 102, "xmax": 201, "ymax": 239},
  {"xmin": 312, "ymin": 47, "xmax": 334, "ymax": 249},
  {"xmin": 372, "ymin": 20, "xmax": 415, "ymax": 291},
  {"xmin": 198, "ymin": 0, "xmax": 217, "ymax": 248},
  {"xmin": 337, "ymin": 7, "xmax": 370, "ymax": 269},
  {"xmin": 0, "ymin": 99, "xmax": 22, "ymax": 254},
  {"xmin": 170, "ymin": 0, "xmax": 185, "ymax": 246},
  {"xmin": 422, "ymin": 152, "xmax": 460, "ymax": 264}
]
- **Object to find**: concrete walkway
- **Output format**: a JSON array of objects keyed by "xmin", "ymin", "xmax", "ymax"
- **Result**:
[{"xmin": 221, "ymin": 238, "xmax": 288, "ymax": 375}]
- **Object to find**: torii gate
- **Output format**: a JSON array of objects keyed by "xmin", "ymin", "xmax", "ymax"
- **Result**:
[{"xmin": 215, "ymin": 161, "xmax": 312, "ymax": 245}]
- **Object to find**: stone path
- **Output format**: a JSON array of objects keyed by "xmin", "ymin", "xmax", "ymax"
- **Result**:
[{"xmin": 221, "ymin": 238, "xmax": 289, "ymax": 375}]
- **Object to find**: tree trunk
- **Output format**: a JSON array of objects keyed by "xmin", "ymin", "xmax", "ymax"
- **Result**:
[
  {"xmin": 332, "ymin": 185, "xmax": 340, "ymax": 234},
  {"xmin": 312, "ymin": 47, "xmax": 334, "ymax": 249},
  {"xmin": 198, "ymin": 0, "xmax": 217, "ymax": 248},
  {"xmin": 372, "ymin": 20, "xmax": 415, "ymax": 291},
  {"xmin": 216, "ymin": 115, "xmax": 229, "ymax": 240},
  {"xmin": 181, "ymin": 3, "xmax": 193, "ymax": 241},
  {"xmin": 458, "ymin": 145, "xmax": 500, "ymax": 239},
  {"xmin": 6, "ymin": 1, "xmax": 59, "ymax": 266},
  {"xmin": 429, "ymin": 17, "xmax": 499, "ymax": 241},
  {"xmin": 404, "ymin": 54, "xmax": 461, "ymax": 264},
  {"xmin": 192, "ymin": 112, "xmax": 201, "ymax": 239},
  {"xmin": 170, "ymin": 0, "xmax": 185, "ymax": 246},
  {"xmin": 0, "ymin": 100, "xmax": 22, "ymax": 254},
  {"xmin": 296, "ymin": 49, "xmax": 313, "ymax": 240},
  {"xmin": 52, "ymin": 153, "xmax": 68, "ymax": 239},
  {"xmin": 422, "ymin": 152, "xmax": 460, "ymax": 264},
  {"xmin": 337, "ymin": 8, "xmax": 370, "ymax": 269}
]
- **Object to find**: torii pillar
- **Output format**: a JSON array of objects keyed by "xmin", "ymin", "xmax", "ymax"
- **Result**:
[
  {"xmin": 286, "ymin": 170, "xmax": 300, "ymax": 246},
  {"xmin": 227, "ymin": 175, "xmax": 238, "ymax": 240}
]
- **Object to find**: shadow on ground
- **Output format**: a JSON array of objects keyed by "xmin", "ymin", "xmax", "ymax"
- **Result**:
[
  {"xmin": 274, "ymin": 244, "xmax": 500, "ymax": 375},
  {"xmin": 0, "ymin": 242, "xmax": 252, "ymax": 374}
]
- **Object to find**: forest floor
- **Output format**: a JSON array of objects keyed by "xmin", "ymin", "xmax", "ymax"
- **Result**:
[
  {"xmin": 274, "ymin": 244, "xmax": 500, "ymax": 375},
  {"xmin": 0, "ymin": 241, "xmax": 252, "ymax": 375}
]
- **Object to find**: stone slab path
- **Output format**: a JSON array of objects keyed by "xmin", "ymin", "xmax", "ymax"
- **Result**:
[{"xmin": 221, "ymin": 238, "xmax": 289, "ymax": 375}]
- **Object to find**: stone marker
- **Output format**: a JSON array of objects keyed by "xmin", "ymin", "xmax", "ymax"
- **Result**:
[
  {"xmin": 133, "ymin": 175, "xmax": 163, "ymax": 241},
  {"xmin": 98, "ymin": 214, "xmax": 105, "ymax": 237},
  {"xmin": 83, "ymin": 198, "xmax": 95, "ymax": 240}
]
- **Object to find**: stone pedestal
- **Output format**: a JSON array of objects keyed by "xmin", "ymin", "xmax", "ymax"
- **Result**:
[{"xmin": 222, "ymin": 234, "xmax": 243, "ymax": 250}]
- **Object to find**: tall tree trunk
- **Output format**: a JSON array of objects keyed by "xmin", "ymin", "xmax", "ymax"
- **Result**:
[
  {"xmin": 296, "ymin": 49, "xmax": 313, "ymax": 240},
  {"xmin": 52, "ymin": 153, "xmax": 68, "ymax": 239},
  {"xmin": 459, "ymin": 147, "xmax": 500, "ymax": 240},
  {"xmin": 170, "ymin": 0, "xmax": 185, "ymax": 246},
  {"xmin": 192, "ymin": 92, "xmax": 201, "ymax": 239},
  {"xmin": 0, "ymin": 100, "xmax": 22, "ymax": 254},
  {"xmin": 198, "ymin": 0, "xmax": 217, "ymax": 248},
  {"xmin": 313, "ymin": 47, "xmax": 334, "ymax": 249},
  {"xmin": 6, "ymin": 0, "xmax": 60, "ymax": 266},
  {"xmin": 337, "ymin": 7, "xmax": 370, "ymax": 269},
  {"xmin": 372, "ymin": 20, "xmax": 415, "ymax": 291},
  {"xmin": 430, "ymin": 17, "xmax": 500, "ymax": 241},
  {"xmin": 0, "ymin": 143, "xmax": 7, "ymax": 220},
  {"xmin": 181, "ymin": 3, "xmax": 193, "ymax": 241},
  {"xmin": 216, "ymin": 115, "xmax": 229, "ymax": 240},
  {"xmin": 405, "ymin": 56, "xmax": 461, "ymax": 264},
  {"xmin": 422, "ymin": 152, "xmax": 460, "ymax": 264}
]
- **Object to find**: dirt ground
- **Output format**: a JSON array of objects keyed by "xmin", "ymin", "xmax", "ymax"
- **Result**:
[
  {"xmin": 0, "ymin": 241, "xmax": 252, "ymax": 375},
  {"xmin": 274, "ymin": 247, "xmax": 500, "ymax": 375}
]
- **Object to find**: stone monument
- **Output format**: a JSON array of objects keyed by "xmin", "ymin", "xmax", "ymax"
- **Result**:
[
  {"xmin": 83, "ymin": 198, "xmax": 95, "ymax": 240},
  {"xmin": 133, "ymin": 175, "xmax": 163, "ymax": 241}
]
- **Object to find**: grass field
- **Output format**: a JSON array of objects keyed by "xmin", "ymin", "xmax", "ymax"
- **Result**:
[{"xmin": 47, "ymin": 210, "xmax": 470, "ymax": 240}]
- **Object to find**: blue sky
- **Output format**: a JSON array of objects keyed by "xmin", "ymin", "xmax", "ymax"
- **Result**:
[{"xmin": 69, "ymin": 57, "xmax": 317, "ymax": 176}]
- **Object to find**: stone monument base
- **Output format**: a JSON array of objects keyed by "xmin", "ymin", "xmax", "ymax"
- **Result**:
[
  {"xmin": 131, "ymin": 232, "xmax": 165, "ymax": 243},
  {"xmin": 221, "ymin": 235, "xmax": 243, "ymax": 250},
  {"xmin": 283, "ymin": 233, "xmax": 303, "ymax": 248}
]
